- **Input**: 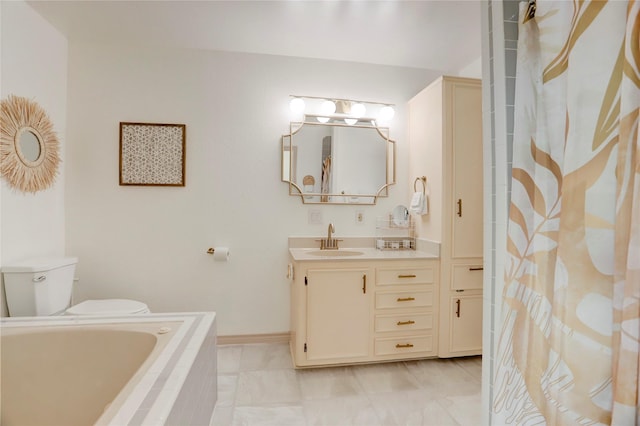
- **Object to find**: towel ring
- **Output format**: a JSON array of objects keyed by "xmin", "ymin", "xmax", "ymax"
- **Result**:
[
  {"xmin": 523, "ymin": 0, "xmax": 536, "ymax": 23},
  {"xmin": 413, "ymin": 176, "xmax": 426, "ymax": 195}
]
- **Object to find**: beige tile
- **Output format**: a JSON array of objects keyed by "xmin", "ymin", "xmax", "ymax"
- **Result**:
[
  {"xmin": 296, "ymin": 366, "xmax": 366, "ymax": 400},
  {"xmin": 209, "ymin": 405, "xmax": 234, "ymax": 426},
  {"xmin": 210, "ymin": 344, "xmax": 485, "ymax": 426},
  {"xmin": 352, "ymin": 362, "xmax": 421, "ymax": 394},
  {"xmin": 437, "ymin": 393, "xmax": 482, "ymax": 426},
  {"xmin": 218, "ymin": 345, "xmax": 243, "ymax": 374},
  {"xmin": 368, "ymin": 390, "xmax": 461, "ymax": 426},
  {"xmin": 236, "ymin": 370, "xmax": 301, "ymax": 406},
  {"xmin": 216, "ymin": 374, "xmax": 238, "ymax": 407},
  {"xmin": 232, "ymin": 405, "xmax": 306, "ymax": 426},
  {"xmin": 240, "ymin": 343, "xmax": 293, "ymax": 371},
  {"xmin": 405, "ymin": 358, "xmax": 480, "ymax": 396},
  {"xmin": 303, "ymin": 395, "xmax": 382, "ymax": 426},
  {"xmin": 453, "ymin": 356, "xmax": 482, "ymax": 383}
]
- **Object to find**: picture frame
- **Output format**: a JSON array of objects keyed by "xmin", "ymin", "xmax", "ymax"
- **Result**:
[{"xmin": 119, "ymin": 122, "xmax": 186, "ymax": 186}]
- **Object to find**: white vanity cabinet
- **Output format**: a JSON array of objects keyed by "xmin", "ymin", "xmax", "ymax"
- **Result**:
[
  {"xmin": 409, "ymin": 76, "xmax": 484, "ymax": 358},
  {"xmin": 373, "ymin": 265, "xmax": 438, "ymax": 359},
  {"xmin": 289, "ymin": 257, "xmax": 439, "ymax": 368},
  {"xmin": 305, "ymin": 268, "xmax": 371, "ymax": 363}
]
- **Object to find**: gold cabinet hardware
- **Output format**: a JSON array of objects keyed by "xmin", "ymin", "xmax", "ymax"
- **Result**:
[
  {"xmin": 457, "ymin": 198, "xmax": 462, "ymax": 217},
  {"xmin": 397, "ymin": 297, "xmax": 415, "ymax": 302},
  {"xmin": 206, "ymin": 248, "xmax": 215, "ymax": 254},
  {"xmin": 362, "ymin": 274, "xmax": 367, "ymax": 294},
  {"xmin": 397, "ymin": 320, "xmax": 415, "ymax": 326},
  {"xmin": 469, "ymin": 267, "xmax": 484, "ymax": 271},
  {"xmin": 396, "ymin": 343, "xmax": 414, "ymax": 348},
  {"xmin": 456, "ymin": 299, "xmax": 461, "ymax": 317},
  {"xmin": 398, "ymin": 274, "xmax": 417, "ymax": 278},
  {"xmin": 455, "ymin": 289, "xmax": 465, "ymax": 292}
]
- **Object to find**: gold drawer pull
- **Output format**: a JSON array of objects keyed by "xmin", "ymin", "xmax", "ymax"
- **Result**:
[
  {"xmin": 398, "ymin": 274, "xmax": 417, "ymax": 278},
  {"xmin": 396, "ymin": 343, "xmax": 414, "ymax": 348},
  {"xmin": 469, "ymin": 267, "xmax": 484, "ymax": 271},
  {"xmin": 397, "ymin": 297, "xmax": 416, "ymax": 302},
  {"xmin": 397, "ymin": 320, "xmax": 415, "ymax": 326}
]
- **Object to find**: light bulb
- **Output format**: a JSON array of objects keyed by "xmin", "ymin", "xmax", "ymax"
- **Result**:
[
  {"xmin": 379, "ymin": 105, "xmax": 395, "ymax": 122},
  {"xmin": 344, "ymin": 118, "xmax": 357, "ymax": 125},
  {"xmin": 351, "ymin": 103, "xmax": 366, "ymax": 118},
  {"xmin": 378, "ymin": 105, "xmax": 395, "ymax": 123},
  {"xmin": 320, "ymin": 100, "xmax": 336, "ymax": 115},
  {"xmin": 289, "ymin": 98, "xmax": 305, "ymax": 114}
]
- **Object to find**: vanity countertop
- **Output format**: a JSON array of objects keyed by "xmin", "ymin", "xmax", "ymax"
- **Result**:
[{"xmin": 289, "ymin": 247, "xmax": 438, "ymax": 262}]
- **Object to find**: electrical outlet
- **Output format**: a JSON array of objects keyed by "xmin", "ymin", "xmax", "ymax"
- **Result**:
[
  {"xmin": 356, "ymin": 210, "xmax": 364, "ymax": 223},
  {"xmin": 308, "ymin": 209, "xmax": 322, "ymax": 225}
]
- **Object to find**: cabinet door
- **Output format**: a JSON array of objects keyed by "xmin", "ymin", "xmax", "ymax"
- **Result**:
[
  {"xmin": 449, "ymin": 294, "xmax": 483, "ymax": 353},
  {"xmin": 306, "ymin": 269, "xmax": 371, "ymax": 362},
  {"xmin": 451, "ymin": 82, "xmax": 483, "ymax": 259}
]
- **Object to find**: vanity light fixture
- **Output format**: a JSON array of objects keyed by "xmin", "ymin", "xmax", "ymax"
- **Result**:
[
  {"xmin": 289, "ymin": 97, "xmax": 305, "ymax": 114},
  {"xmin": 317, "ymin": 100, "xmax": 336, "ymax": 123},
  {"xmin": 351, "ymin": 103, "xmax": 366, "ymax": 117},
  {"xmin": 345, "ymin": 102, "xmax": 366, "ymax": 125},
  {"xmin": 379, "ymin": 105, "xmax": 395, "ymax": 122},
  {"xmin": 288, "ymin": 95, "xmax": 395, "ymax": 127}
]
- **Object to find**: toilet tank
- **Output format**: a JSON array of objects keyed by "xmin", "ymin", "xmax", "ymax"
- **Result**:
[{"xmin": 2, "ymin": 257, "xmax": 78, "ymax": 316}]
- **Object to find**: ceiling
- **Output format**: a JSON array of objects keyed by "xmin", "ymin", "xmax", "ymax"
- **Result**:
[{"xmin": 26, "ymin": 0, "xmax": 482, "ymax": 72}]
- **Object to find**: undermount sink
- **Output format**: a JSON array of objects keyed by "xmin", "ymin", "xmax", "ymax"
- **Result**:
[{"xmin": 307, "ymin": 250, "xmax": 364, "ymax": 257}]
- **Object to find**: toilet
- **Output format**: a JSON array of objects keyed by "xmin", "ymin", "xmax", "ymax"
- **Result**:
[{"xmin": 2, "ymin": 257, "xmax": 149, "ymax": 317}]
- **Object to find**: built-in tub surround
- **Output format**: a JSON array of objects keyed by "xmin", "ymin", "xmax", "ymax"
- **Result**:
[{"xmin": 0, "ymin": 312, "xmax": 217, "ymax": 426}]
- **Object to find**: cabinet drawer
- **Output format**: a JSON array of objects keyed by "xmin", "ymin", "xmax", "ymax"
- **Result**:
[
  {"xmin": 375, "ymin": 313, "xmax": 433, "ymax": 333},
  {"xmin": 374, "ymin": 335, "xmax": 433, "ymax": 356},
  {"xmin": 451, "ymin": 264, "xmax": 484, "ymax": 291},
  {"xmin": 376, "ymin": 267, "xmax": 435, "ymax": 286},
  {"xmin": 375, "ymin": 290, "xmax": 433, "ymax": 309}
]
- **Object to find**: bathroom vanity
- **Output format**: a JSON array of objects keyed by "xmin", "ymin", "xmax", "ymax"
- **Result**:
[
  {"xmin": 284, "ymin": 77, "xmax": 483, "ymax": 368},
  {"xmin": 288, "ymin": 248, "xmax": 439, "ymax": 368}
]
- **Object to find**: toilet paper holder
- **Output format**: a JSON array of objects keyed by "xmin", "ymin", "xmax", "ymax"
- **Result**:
[{"xmin": 206, "ymin": 247, "xmax": 231, "ymax": 261}]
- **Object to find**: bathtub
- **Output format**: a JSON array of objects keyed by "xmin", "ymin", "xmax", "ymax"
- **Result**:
[{"xmin": 0, "ymin": 312, "xmax": 217, "ymax": 426}]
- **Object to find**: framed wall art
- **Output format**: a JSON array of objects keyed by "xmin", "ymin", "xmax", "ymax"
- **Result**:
[{"xmin": 119, "ymin": 122, "xmax": 186, "ymax": 186}]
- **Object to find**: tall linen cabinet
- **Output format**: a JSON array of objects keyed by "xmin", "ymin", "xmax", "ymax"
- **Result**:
[{"xmin": 408, "ymin": 76, "xmax": 483, "ymax": 358}]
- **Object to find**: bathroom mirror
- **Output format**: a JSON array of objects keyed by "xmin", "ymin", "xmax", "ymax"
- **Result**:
[
  {"xmin": 17, "ymin": 129, "xmax": 43, "ymax": 164},
  {"xmin": 281, "ymin": 119, "xmax": 395, "ymax": 204},
  {"xmin": 0, "ymin": 95, "xmax": 60, "ymax": 193},
  {"xmin": 392, "ymin": 205, "xmax": 409, "ymax": 227}
]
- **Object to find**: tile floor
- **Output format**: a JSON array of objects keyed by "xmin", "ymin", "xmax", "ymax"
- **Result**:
[{"xmin": 210, "ymin": 343, "xmax": 482, "ymax": 426}]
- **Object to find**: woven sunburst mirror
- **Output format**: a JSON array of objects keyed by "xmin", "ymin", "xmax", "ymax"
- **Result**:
[{"xmin": 0, "ymin": 95, "xmax": 60, "ymax": 193}]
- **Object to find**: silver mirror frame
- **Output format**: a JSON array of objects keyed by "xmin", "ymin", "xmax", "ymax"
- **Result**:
[
  {"xmin": 281, "ymin": 117, "xmax": 396, "ymax": 205},
  {"xmin": 0, "ymin": 95, "xmax": 60, "ymax": 193}
]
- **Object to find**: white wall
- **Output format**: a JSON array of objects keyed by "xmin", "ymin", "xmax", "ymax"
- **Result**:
[
  {"xmin": 457, "ymin": 56, "xmax": 482, "ymax": 79},
  {"xmin": 0, "ymin": 0, "xmax": 68, "ymax": 316},
  {"xmin": 65, "ymin": 42, "xmax": 440, "ymax": 335}
]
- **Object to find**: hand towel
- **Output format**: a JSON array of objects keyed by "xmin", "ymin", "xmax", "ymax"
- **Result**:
[{"xmin": 409, "ymin": 192, "xmax": 428, "ymax": 215}]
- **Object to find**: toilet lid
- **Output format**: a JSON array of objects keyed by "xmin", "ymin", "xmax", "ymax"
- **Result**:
[{"xmin": 65, "ymin": 299, "xmax": 149, "ymax": 315}]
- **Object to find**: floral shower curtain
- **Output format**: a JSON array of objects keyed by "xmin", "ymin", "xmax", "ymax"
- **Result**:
[{"xmin": 493, "ymin": 1, "xmax": 639, "ymax": 425}]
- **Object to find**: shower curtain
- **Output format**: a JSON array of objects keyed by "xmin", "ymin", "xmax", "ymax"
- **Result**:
[{"xmin": 493, "ymin": 1, "xmax": 639, "ymax": 425}]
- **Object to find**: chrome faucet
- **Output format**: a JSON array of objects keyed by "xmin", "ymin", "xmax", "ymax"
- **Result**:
[{"xmin": 320, "ymin": 223, "xmax": 340, "ymax": 250}]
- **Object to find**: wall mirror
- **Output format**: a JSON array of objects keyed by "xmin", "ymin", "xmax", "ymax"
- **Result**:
[
  {"xmin": 281, "ymin": 117, "xmax": 395, "ymax": 204},
  {"xmin": 0, "ymin": 95, "xmax": 60, "ymax": 193}
]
